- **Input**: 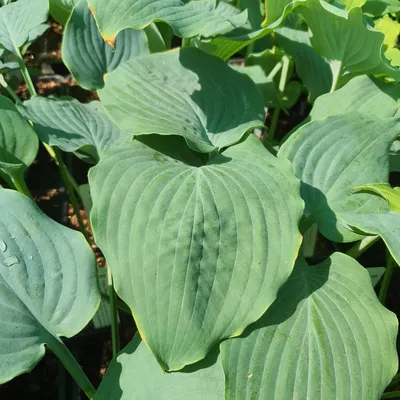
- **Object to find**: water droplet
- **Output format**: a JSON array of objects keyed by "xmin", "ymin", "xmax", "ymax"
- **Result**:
[
  {"xmin": 10, "ymin": 235, "xmax": 15, "ymax": 240},
  {"xmin": 27, "ymin": 255, "xmax": 33, "ymax": 261},
  {"xmin": 0, "ymin": 240, "xmax": 6, "ymax": 252},
  {"xmin": 4, "ymin": 255, "xmax": 19, "ymax": 267}
]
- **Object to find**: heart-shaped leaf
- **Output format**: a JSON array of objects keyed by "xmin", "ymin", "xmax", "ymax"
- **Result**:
[
  {"xmin": 20, "ymin": 97, "xmax": 131, "ymax": 163},
  {"xmin": 278, "ymin": 114, "xmax": 400, "ymax": 242},
  {"xmin": 95, "ymin": 334, "xmax": 225, "ymax": 399},
  {"xmin": 89, "ymin": 134, "xmax": 303, "ymax": 371},
  {"xmin": 0, "ymin": 0, "xmax": 48, "ymax": 54},
  {"xmin": 62, "ymin": 0, "xmax": 150, "ymax": 90},
  {"xmin": 0, "ymin": 95, "xmax": 38, "ymax": 180},
  {"xmin": 296, "ymin": 0, "xmax": 400, "ymax": 87},
  {"xmin": 221, "ymin": 253, "xmax": 398, "ymax": 400},
  {"xmin": 0, "ymin": 189, "xmax": 100, "ymax": 383},
  {"xmin": 98, "ymin": 47, "xmax": 265, "ymax": 153},
  {"xmin": 88, "ymin": 0, "xmax": 248, "ymax": 46}
]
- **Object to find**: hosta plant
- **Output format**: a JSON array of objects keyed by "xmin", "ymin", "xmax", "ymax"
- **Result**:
[{"xmin": 1, "ymin": 0, "xmax": 400, "ymax": 399}]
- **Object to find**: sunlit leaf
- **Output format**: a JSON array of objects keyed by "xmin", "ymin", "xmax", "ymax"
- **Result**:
[
  {"xmin": 98, "ymin": 48, "xmax": 265, "ymax": 153},
  {"xmin": 221, "ymin": 253, "xmax": 398, "ymax": 400},
  {"xmin": 89, "ymin": 135, "xmax": 304, "ymax": 371}
]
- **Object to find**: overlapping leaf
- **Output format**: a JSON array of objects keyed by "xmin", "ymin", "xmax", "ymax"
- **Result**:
[
  {"xmin": 62, "ymin": 0, "xmax": 150, "ymax": 90},
  {"xmin": 221, "ymin": 253, "xmax": 398, "ymax": 400},
  {"xmin": 296, "ymin": 0, "xmax": 400, "ymax": 86},
  {"xmin": 275, "ymin": 27, "xmax": 332, "ymax": 101},
  {"xmin": 89, "ymin": 135, "xmax": 303, "ymax": 371},
  {"xmin": 98, "ymin": 48, "xmax": 265, "ymax": 153},
  {"xmin": 0, "ymin": 0, "xmax": 48, "ymax": 54},
  {"xmin": 363, "ymin": 0, "xmax": 400, "ymax": 16},
  {"xmin": 309, "ymin": 75, "xmax": 400, "ymax": 121},
  {"xmin": 88, "ymin": 0, "xmax": 248, "ymax": 46},
  {"xmin": 95, "ymin": 335, "xmax": 225, "ymax": 399},
  {"xmin": 0, "ymin": 189, "xmax": 100, "ymax": 384},
  {"xmin": 278, "ymin": 114, "xmax": 400, "ymax": 242},
  {"xmin": 20, "ymin": 97, "xmax": 131, "ymax": 163},
  {"xmin": 0, "ymin": 95, "xmax": 38, "ymax": 180},
  {"xmin": 49, "ymin": 0, "xmax": 77, "ymax": 25}
]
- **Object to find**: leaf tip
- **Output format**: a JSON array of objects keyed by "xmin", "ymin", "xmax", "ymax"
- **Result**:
[{"xmin": 103, "ymin": 34, "xmax": 116, "ymax": 48}]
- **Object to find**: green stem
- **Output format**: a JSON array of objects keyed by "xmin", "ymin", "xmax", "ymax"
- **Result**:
[
  {"xmin": 266, "ymin": 61, "xmax": 282, "ymax": 81},
  {"xmin": 382, "ymin": 391, "xmax": 400, "ymax": 399},
  {"xmin": 330, "ymin": 62, "xmax": 342, "ymax": 92},
  {"xmin": 266, "ymin": 56, "xmax": 290, "ymax": 142},
  {"xmin": 101, "ymin": 293, "xmax": 131, "ymax": 315},
  {"xmin": 379, "ymin": 254, "xmax": 396, "ymax": 304},
  {"xmin": 245, "ymin": 40, "xmax": 255, "ymax": 59},
  {"xmin": 15, "ymin": 48, "xmax": 36, "ymax": 97},
  {"xmin": 46, "ymin": 336, "xmax": 96, "ymax": 399},
  {"xmin": 107, "ymin": 267, "xmax": 120, "ymax": 357},
  {"xmin": 0, "ymin": 74, "xmax": 21, "ymax": 104},
  {"xmin": 54, "ymin": 149, "xmax": 89, "ymax": 241},
  {"xmin": 11, "ymin": 171, "xmax": 33, "ymax": 199},
  {"xmin": 346, "ymin": 236, "xmax": 380, "ymax": 259},
  {"xmin": 267, "ymin": 107, "xmax": 280, "ymax": 141}
]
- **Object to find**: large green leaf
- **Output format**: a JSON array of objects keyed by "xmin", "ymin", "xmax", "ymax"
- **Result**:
[
  {"xmin": 89, "ymin": 135, "xmax": 304, "ymax": 371},
  {"xmin": 278, "ymin": 114, "xmax": 400, "ymax": 242},
  {"xmin": 88, "ymin": 0, "xmax": 248, "ymax": 46},
  {"xmin": 20, "ymin": 97, "xmax": 131, "ymax": 163},
  {"xmin": 0, "ymin": 95, "xmax": 38, "ymax": 180},
  {"xmin": 98, "ymin": 48, "xmax": 265, "ymax": 153},
  {"xmin": 0, "ymin": 0, "xmax": 48, "ymax": 54},
  {"xmin": 95, "ymin": 334, "xmax": 224, "ymax": 399},
  {"xmin": 62, "ymin": 0, "xmax": 150, "ymax": 91},
  {"xmin": 0, "ymin": 189, "xmax": 100, "ymax": 383},
  {"xmin": 296, "ymin": 0, "xmax": 400, "ymax": 88},
  {"xmin": 354, "ymin": 183, "xmax": 400, "ymax": 213},
  {"xmin": 275, "ymin": 27, "xmax": 332, "ymax": 101},
  {"xmin": 221, "ymin": 253, "xmax": 398, "ymax": 400}
]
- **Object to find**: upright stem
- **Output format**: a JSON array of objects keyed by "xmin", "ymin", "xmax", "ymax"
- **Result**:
[
  {"xmin": 379, "ymin": 254, "xmax": 396, "ymax": 304},
  {"xmin": 54, "ymin": 149, "xmax": 89, "ymax": 241},
  {"xmin": 107, "ymin": 267, "xmax": 120, "ymax": 357},
  {"xmin": 266, "ymin": 55, "xmax": 290, "ymax": 142},
  {"xmin": 15, "ymin": 48, "xmax": 36, "ymax": 97},
  {"xmin": 346, "ymin": 236, "xmax": 380, "ymax": 259},
  {"xmin": 46, "ymin": 336, "xmax": 96, "ymax": 399}
]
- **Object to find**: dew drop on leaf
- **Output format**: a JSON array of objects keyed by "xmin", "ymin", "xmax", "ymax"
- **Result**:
[
  {"xmin": 27, "ymin": 255, "xmax": 33, "ymax": 261},
  {"xmin": 4, "ymin": 255, "xmax": 19, "ymax": 267},
  {"xmin": 0, "ymin": 240, "xmax": 6, "ymax": 252}
]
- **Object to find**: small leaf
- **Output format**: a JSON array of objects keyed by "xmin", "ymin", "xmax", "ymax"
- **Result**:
[
  {"xmin": 337, "ymin": 0, "xmax": 367, "ymax": 9},
  {"xmin": 49, "ymin": 0, "xmax": 77, "ymax": 25},
  {"xmin": 363, "ymin": 0, "xmax": 400, "ymax": 16},
  {"xmin": 0, "ymin": 189, "xmax": 100, "ymax": 383},
  {"xmin": 89, "ymin": 135, "xmax": 304, "ymax": 371},
  {"xmin": 354, "ymin": 183, "xmax": 400, "ymax": 213},
  {"xmin": 221, "ymin": 253, "xmax": 398, "ymax": 400},
  {"xmin": 62, "ymin": 0, "xmax": 150, "ymax": 90},
  {"xmin": 0, "ymin": 95, "xmax": 38, "ymax": 179},
  {"xmin": 98, "ymin": 48, "xmax": 265, "ymax": 153},
  {"xmin": 88, "ymin": 0, "xmax": 248, "ymax": 45},
  {"xmin": 278, "ymin": 114, "xmax": 400, "ymax": 242},
  {"xmin": 20, "ymin": 97, "xmax": 131, "ymax": 163},
  {"xmin": 95, "ymin": 334, "xmax": 225, "ymax": 399},
  {"xmin": 0, "ymin": 0, "xmax": 48, "ymax": 54}
]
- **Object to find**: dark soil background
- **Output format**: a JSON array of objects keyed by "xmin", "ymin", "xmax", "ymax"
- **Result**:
[{"xmin": 0, "ymin": 19, "xmax": 399, "ymax": 400}]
